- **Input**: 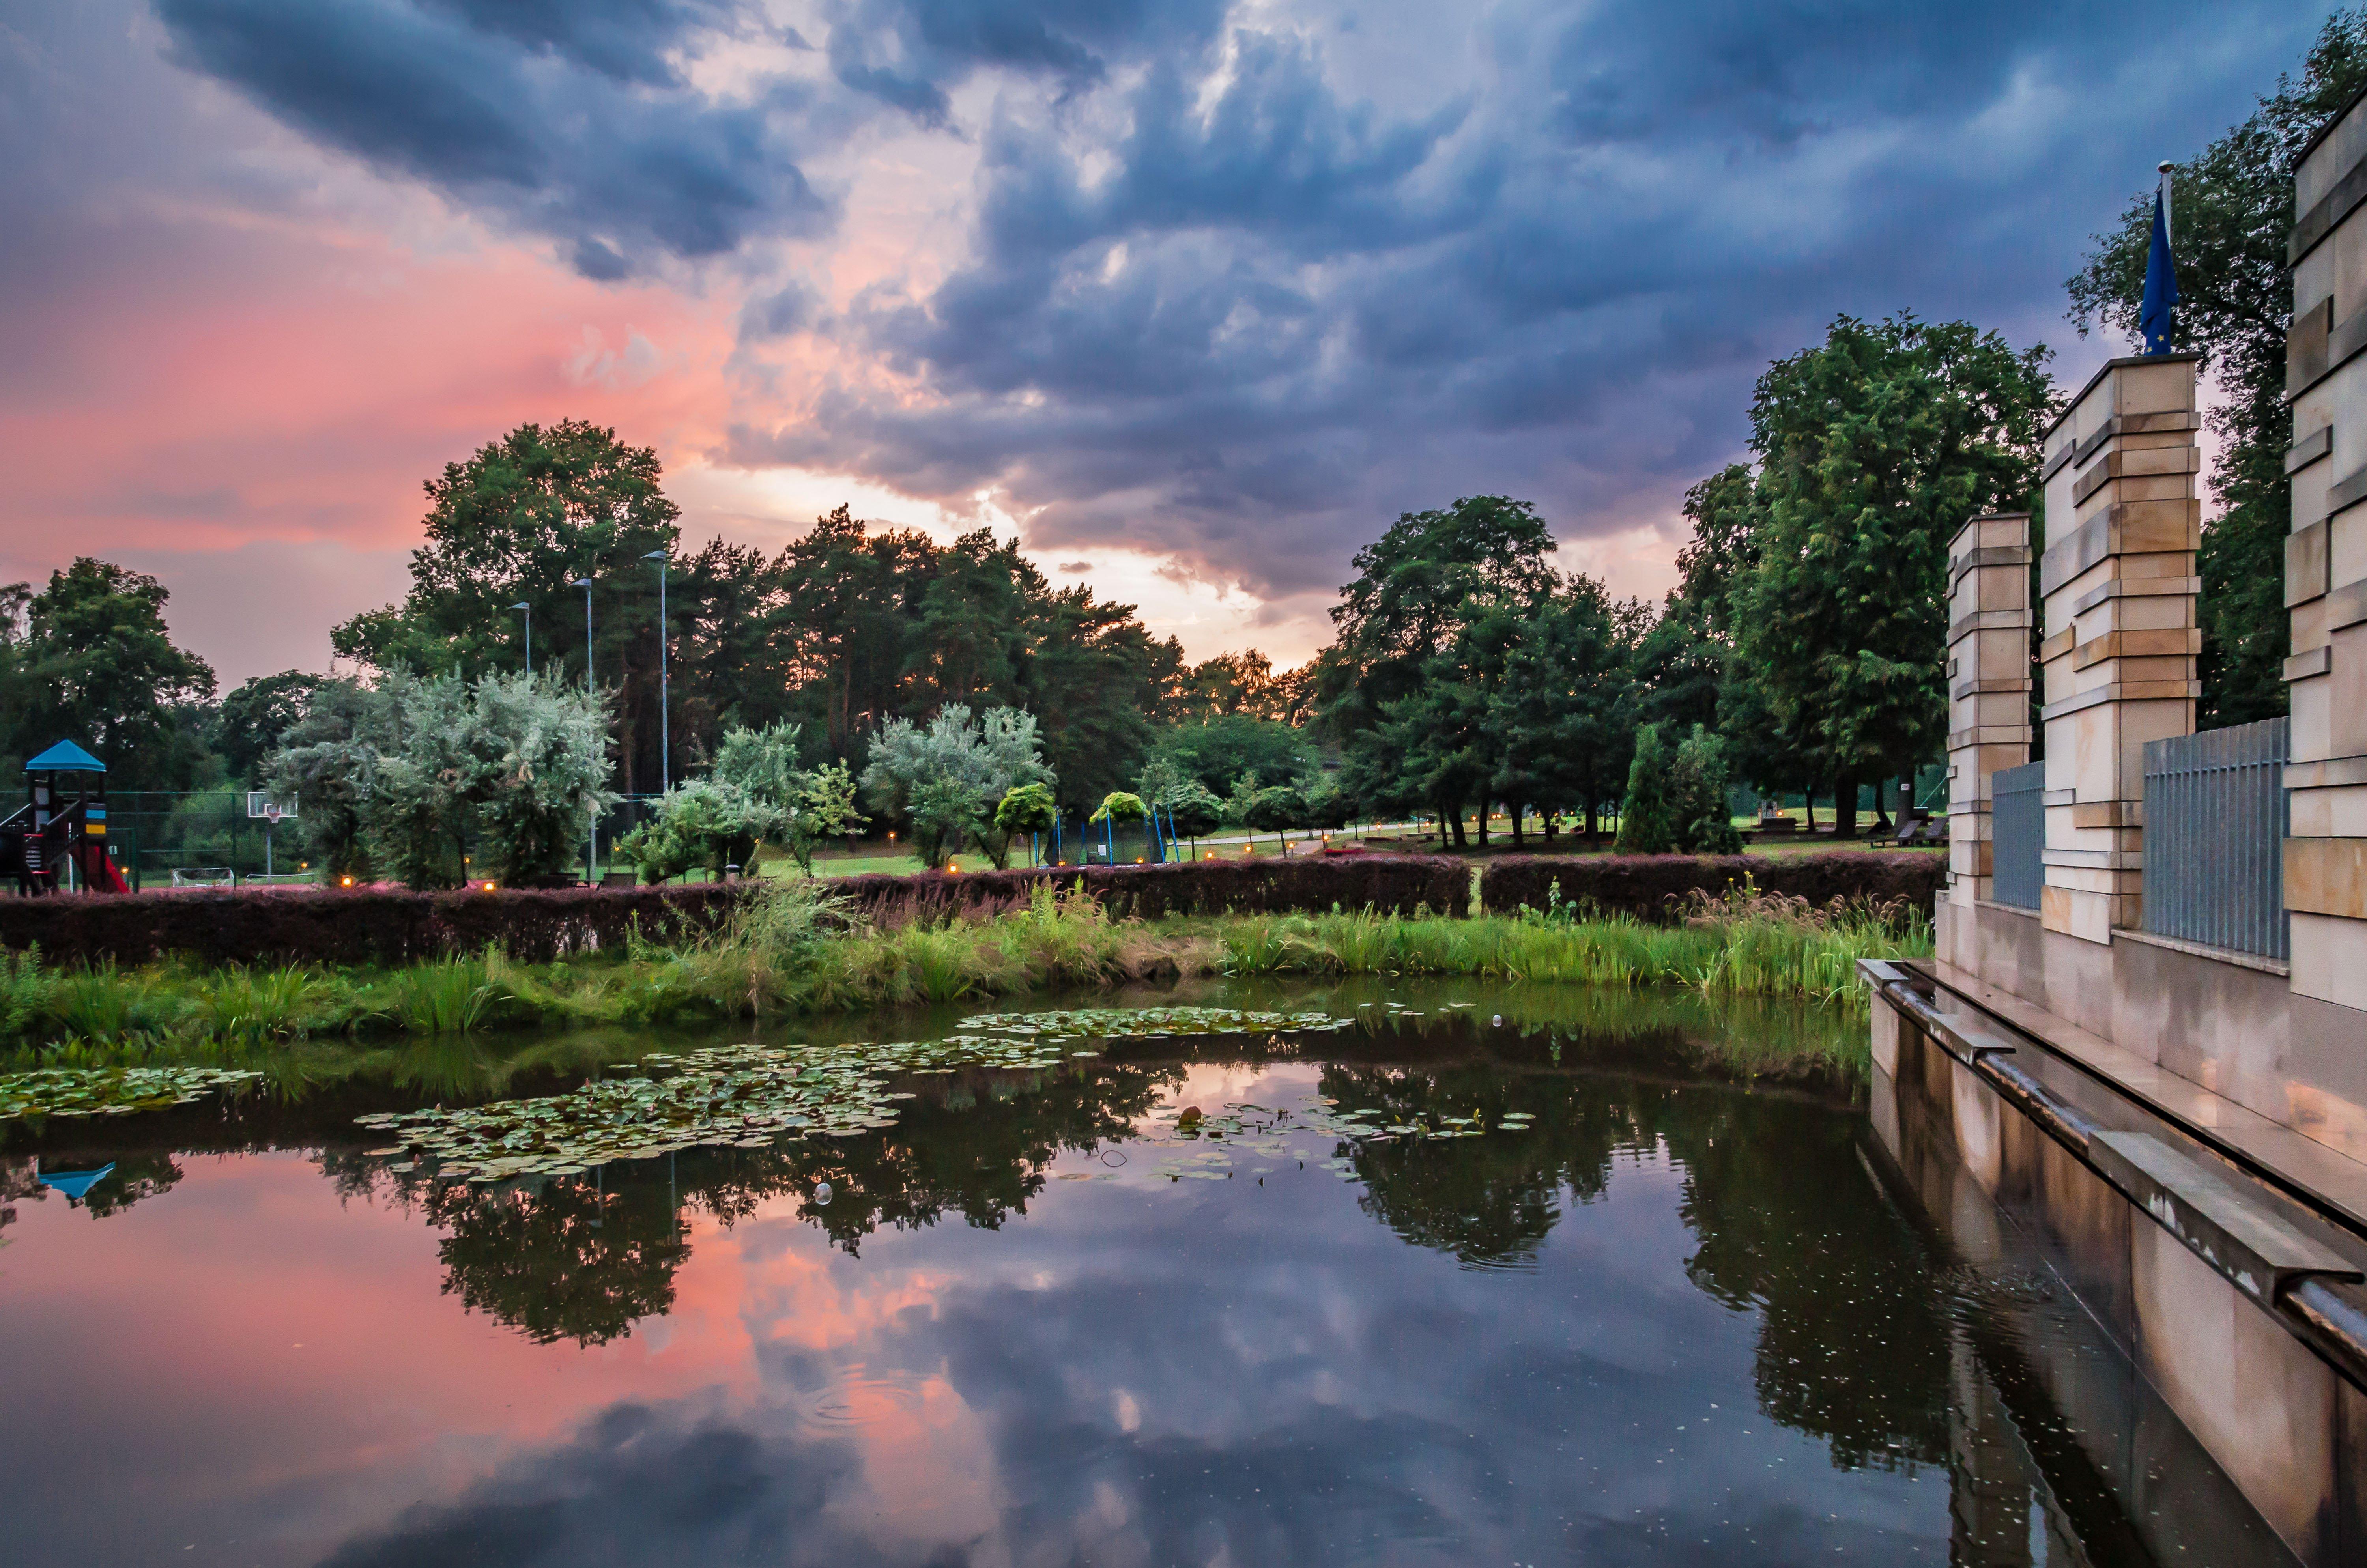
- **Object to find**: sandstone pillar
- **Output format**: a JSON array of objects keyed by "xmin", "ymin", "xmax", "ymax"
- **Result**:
[
  {"xmin": 2035, "ymin": 355, "xmax": 2202, "ymax": 944},
  {"xmin": 2287, "ymin": 96, "xmax": 2367, "ymax": 1032},
  {"xmin": 1945, "ymin": 513, "xmax": 2033, "ymax": 925}
]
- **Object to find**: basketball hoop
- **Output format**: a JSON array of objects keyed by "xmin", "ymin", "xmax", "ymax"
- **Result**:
[{"xmin": 247, "ymin": 792, "xmax": 297, "ymax": 821}]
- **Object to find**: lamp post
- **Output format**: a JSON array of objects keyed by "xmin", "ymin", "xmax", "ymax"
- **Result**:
[
  {"xmin": 574, "ymin": 576, "xmax": 596, "ymax": 882},
  {"xmin": 644, "ymin": 551, "xmax": 670, "ymax": 791},
  {"xmin": 510, "ymin": 601, "xmax": 532, "ymax": 675}
]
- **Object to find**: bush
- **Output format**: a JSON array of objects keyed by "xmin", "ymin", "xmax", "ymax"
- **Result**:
[
  {"xmin": 1477, "ymin": 851, "xmax": 1943, "ymax": 925},
  {"xmin": 617, "ymin": 780, "xmax": 788, "ymax": 882}
]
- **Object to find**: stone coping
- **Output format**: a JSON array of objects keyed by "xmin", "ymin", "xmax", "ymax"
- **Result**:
[
  {"xmin": 1913, "ymin": 957, "xmax": 2367, "ymax": 1243},
  {"xmin": 1868, "ymin": 958, "xmax": 2367, "ymax": 1392},
  {"xmin": 2110, "ymin": 924, "xmax": 2291, "ymax": 977}
]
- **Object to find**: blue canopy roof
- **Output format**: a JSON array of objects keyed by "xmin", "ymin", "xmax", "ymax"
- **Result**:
[
  {"xmin": 38, "ymin": 1164, "xmax": 114, "ymax": 1202},
  {"xmin": 23, "ymin": 740, "xmax": 105, "ymax": 773}
]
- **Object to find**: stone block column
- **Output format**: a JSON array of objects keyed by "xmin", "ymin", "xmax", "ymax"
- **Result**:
[
  {"xmin": 2287, "ymin": 95, "xmax": 2367, "ymax": 1033},
  {"xmin": 2035, "ymin": 355, "xmax": 2202, "ymax": 945},
  {"xmin": 1944, "ymin": 513, "xmax": 2032, "ymax": 923}
]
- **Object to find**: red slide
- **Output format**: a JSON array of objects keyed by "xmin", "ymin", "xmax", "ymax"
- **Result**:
[{"xmin": 72, "ymin": 839, "xmax": 131, "ymax": 893}]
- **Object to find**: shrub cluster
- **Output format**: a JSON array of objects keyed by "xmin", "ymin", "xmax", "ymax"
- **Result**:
[
  {"xmin": 828, "ymin": 854, "xmax": 1471, "ymax": 926},
  {"xmin": 1477, "ymin": 851, "xmax": 1944, "ymax": 924},
  {"xmin": 0, "ymin": 884, "xmax": 744, "ymax": 969}
]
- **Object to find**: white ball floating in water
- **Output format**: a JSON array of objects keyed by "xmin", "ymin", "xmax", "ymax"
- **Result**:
[{"xmin": 813, "ymin": 1181, "xmax": 833, "ymax": 1206}]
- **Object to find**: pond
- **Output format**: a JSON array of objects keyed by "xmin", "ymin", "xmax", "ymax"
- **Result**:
[{"xmin": 0, "ymin": 979, "xmax": 2292, "ymax": 1566}]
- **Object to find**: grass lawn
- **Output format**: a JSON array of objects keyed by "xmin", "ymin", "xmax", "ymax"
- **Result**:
[{"xmin": 643, "ymin": 813, "xmax": 1943, "ymax": 886}]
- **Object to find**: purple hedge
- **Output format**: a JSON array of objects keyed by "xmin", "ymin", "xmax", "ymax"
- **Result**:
[
  {"xmin": 0, "ymin": 884, "xmax": 744, "ymax": 969},
  {"xmin": 0, "ymin": 852, "xmax": 1933, "ymax": 968},
  {"xmin": 829, "ymin": 854, "xmax": 1471, "ymax": 926},
  {"xmin": 0, "ymin": 854, "xmax": 1470, "ymax": 968},
  {"xmin": 1476, "ymin": 851, "xmax": 1944, "ymax": 924}
]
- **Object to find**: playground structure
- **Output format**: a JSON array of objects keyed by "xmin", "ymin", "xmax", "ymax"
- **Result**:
[{"xmin": 0, "ymin": 741, "xmax": 131, "ymax": 895}]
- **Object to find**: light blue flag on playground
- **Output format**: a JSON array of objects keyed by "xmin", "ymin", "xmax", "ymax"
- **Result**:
[{"xmin": 2140, "ymin": 187, "xmax": 2178, "ymax": 355}]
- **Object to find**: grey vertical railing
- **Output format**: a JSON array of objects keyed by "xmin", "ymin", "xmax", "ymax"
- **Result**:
[
  {"xmin": 1991, "ymin": 761, "xmax": 2045, "ymax": 912},
  {"xmin": 2142, "ymin": 718, "xmax": 2289, "ymax": 960}
]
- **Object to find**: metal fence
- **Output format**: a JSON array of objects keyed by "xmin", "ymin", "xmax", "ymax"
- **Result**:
[
  {"xmin": 101, "ymin": 791, "xmax": 681, "ymax": 890},
  {"xmin": 1991, "ymin": 761, "xmax": 2045, "ymax": 911},
  {"xmin": 2143, "ymin": 717, "xmax": 2290, "ymax": 961}
]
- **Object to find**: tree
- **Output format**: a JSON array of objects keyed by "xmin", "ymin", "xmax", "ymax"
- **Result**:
[
  {"xmin": 1614, "ymin": 725, "xmax": 1680, "ymax": 854},
  {"xmin": 266, "ymin": 670, "xmax": 617, "ymax": 888},
  {"xmin": 467, "ymin": 671, "xmax": 620, "ymax": 885},
  {"xmin": 1088, "ymin": 790, "xmax": 1148, "ymax": 861},
  {"xmin": 262, "ymin": 680, "xmax": 380, "ymax": 879},
  {"xmin": 1242, "ymin": 783, "xmax": 1303, "ymax": 854},
  {"xmin": 784, "ymin": 762, "xmax": 866, "ymax": 875},
  {"xmin": 2, "ymin": 559, "xmax": 217, "ymax": 787},
  {"xmin": 331, "ymin": 419, "xmax": 683, "ymax": 793},
  {"xmin": 2066, "ymin": 12, "xmax": 2367, "ymax": 725},
  {"xmin": 218, "ymin": 671, "xmax": 325, "ymax": 785},
  {"xmin": 859, "ymin": 705, "xmax": 1053, "ymax": 869},
  {"xmin": 1150, "ymin": 714, "xmax": 1317, "ymax": 801},
  {"xmin": 1485, "ymin": 575, "xmax": 1638, "ymax": 845},
  {"xmin": 1731, "ymin": 316, "xmax": 2055, "ymax": 837},
  {"xmin": 994, "ymin": 782, "xmax": 1060, "ymax": 866},
  {"xmin": 1174, "ymin": 649, "xmax": 1299, "ymax": 721},
  {"xmin": 1319, "ymin": 496, "xmax": 1561, "ymax": 845},
  {"xmin": 1158, "ymin": 780, "xmax": 1226, "ymax": 848},
  {"xmin": 1615, "ymin": 724, "xmax": 1739, "ymax": 855},
  {"xmin": 710, "ymin": 720, "xmax": 808, "ymax": 809},
  {"xmin": 1018, "ymin": 584, "xmax": 1178, "ymax": 813}
]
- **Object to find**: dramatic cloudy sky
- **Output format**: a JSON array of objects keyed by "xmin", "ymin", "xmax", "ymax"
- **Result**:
[{"xmin": 0, "ymin": 1, "xmax": 2334, "ymax": 685}]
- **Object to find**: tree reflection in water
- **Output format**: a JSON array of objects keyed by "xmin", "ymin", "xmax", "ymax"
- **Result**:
[{"xmin": 315, "ymin": 1058, "xmax": 1184, "ymax": 1347}]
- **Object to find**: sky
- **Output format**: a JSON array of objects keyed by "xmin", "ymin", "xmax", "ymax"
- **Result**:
[{"xmin": 0, "ymin": 0, "xmax": 2335, "ymax": 688}]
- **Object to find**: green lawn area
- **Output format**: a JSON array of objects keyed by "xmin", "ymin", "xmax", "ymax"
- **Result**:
[{"xmin": 645, "ymin": 812, "xmax": 1943, "ymax": 886}]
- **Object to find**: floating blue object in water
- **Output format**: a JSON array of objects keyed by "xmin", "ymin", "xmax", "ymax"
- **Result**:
[{"xmin": 37, "ymin": 1164, "xmax": 114, "ymax": 1203}]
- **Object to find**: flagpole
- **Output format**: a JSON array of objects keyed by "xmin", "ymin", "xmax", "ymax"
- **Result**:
[{"xmin": 2158, "ymin": 160, "xmax": 2173, "ymax": 245}]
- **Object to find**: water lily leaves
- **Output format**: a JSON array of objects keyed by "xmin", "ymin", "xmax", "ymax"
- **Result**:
[
  {"xmin": 0, "ymin": 1064, "xmax": 263, "ymax": 1124},
  {"xmin": 352, "ymin": 1006, "xmax": 1352, "ymax": 1182}
]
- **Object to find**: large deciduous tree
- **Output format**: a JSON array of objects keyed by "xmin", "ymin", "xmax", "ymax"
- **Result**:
[
  {"xmin": 2, "ymin": 559, "xmax": 217, "ymax": 787},
  {"xmin": 333, "ymin": 418, "xmax": 682, "ymax": 793},
  {"xmin": 2066, "ymin": 11, "xmax": 2367, "ymax": 726},
  {"xmin": 1318, "ymin": 495, "xmax": 1561, "ymax": 845},
  {"xmin": 1731, "ymin": 315, "xmax": 2055, "ymax": 836}
]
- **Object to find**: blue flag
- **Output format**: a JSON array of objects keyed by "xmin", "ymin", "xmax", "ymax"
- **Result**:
[{"xmin": 2139, "ymin": 187, "xmax": 2178, "ymax": 355}]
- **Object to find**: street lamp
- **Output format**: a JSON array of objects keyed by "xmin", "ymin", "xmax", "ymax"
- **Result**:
[
  {"xmin": 644, "ymin": 550, "xmax": 670, "ymax": 791},
  {"xmin": 510, "ymin": 602, "xmax": 532, "ymax": 675},
  {"xmin": 574, "ymin": 577, "xmax": 596, "ymax": 882}
]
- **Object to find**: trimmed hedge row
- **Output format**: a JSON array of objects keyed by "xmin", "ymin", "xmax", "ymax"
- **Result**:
[
  {"xmin": 0, "ymin": 883, "xmax": 744, "ymax": 969},
  {"xmin": 0, "ymin": 855, "xmax": 1470, "ymax": 968},
  {"xmin": 829, "ymin": 854, "xmax": 1471, "ymax": 925},
  {"xmin": 0, "ymin": 851, "xmax": 1936, "ymax": 968},
  {"xmin": 1477, "ymin": 851, "xmax": 1945, "ymax": 924}
]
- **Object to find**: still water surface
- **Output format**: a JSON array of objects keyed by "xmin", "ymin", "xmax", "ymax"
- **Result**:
[{"xmin": 0, "ymin": 981, "xmax": 2289, "ymax": 1565}]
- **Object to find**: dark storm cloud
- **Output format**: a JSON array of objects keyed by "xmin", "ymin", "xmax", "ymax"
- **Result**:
[
  {"xmin": 153, "ymin": 0, "xmax": 833, "ymax": 276},
  {"xmin": 735, "ymin": 0, "xmax": 2323, "ymax": 597},
  {"xmin": 132, "ymin": 0, "xmax": 2331, "ymax": 599},
  {"xmin": 824, "ymin": 0, "xmax": 1231, "ymax": 126},
  {"xmin": 314, "ymin": 1402, "xmax": 874, "ymax": 1568}
]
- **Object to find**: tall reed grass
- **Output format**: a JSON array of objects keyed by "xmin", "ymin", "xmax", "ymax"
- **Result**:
[{"xmin": 0, "ymin": 876, "xmax": 1924, "ymax": 1065}]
